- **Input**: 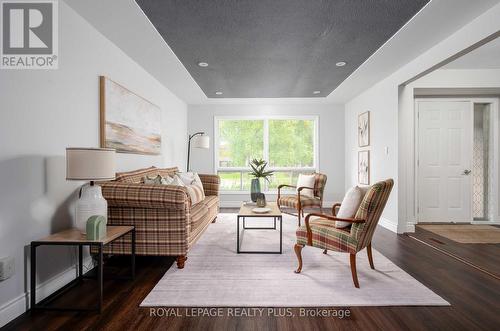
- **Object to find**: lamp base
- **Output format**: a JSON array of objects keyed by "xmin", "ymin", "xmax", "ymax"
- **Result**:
[{"xmin": 75, "ymin": 183, "xmax": 107, "ymax": 234}]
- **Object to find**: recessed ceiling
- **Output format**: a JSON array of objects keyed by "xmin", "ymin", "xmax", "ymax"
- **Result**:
[
  {"xmin": 442, "ymin": 36, "xmax": 500, "ymax": 69},
  {"xmin": 136, "ymin": 0, "xmax": 429, "ymax": 98}
]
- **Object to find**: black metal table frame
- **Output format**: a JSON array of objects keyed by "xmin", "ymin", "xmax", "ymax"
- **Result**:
[
  {"xmin": 30, "ymin": 228, "xmax": 135, "ymax": 313},
  {"xmin": 237, "ymin": 215, "xmax": 282, "ymax": 254}
]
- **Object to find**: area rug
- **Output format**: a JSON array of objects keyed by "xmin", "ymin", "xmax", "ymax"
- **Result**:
[
  {"xmin": 418, "ymin": 224, "xmax": 500, "ymax": 244},
  {"xmin": 141, "ymin": 214, "xmax": 449, "ymax": 307}
]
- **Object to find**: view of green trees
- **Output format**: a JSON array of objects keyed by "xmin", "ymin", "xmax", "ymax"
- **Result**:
[
  {"xmin": 269, "ymin": 119, "xmax": 314, "ymax": 167},
  {"xmin": 218, "ymin": 120, "xmax": 263, "ymax": 167},
  {"xmin": 217, "ymin": 118, "xmax": 315, "ymax": 191}
]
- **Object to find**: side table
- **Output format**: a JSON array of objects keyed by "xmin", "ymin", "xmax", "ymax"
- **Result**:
[{"xmin": 30, "ymin": 225, "xmax": 135, "ymax": 313}]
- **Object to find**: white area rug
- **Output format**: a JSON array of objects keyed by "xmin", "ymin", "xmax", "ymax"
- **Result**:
[{"xmin": 141, "ymin": 214, "xmax": 449, "ymax": 307}]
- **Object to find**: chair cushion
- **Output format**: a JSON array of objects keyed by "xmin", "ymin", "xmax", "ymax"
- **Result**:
[
  {"xmin": 336, "ymin": 186, "xmax": 364, "ymax": 228},
  {"xmin": 296, "ymin": 174, "xmax": 315, "ymax": 197},
  {"xmin": 296, "ymin": 218, "xmax": 357, "ymax": 254},
  {"xmin": 278, "ymin": 195, "xmax": 321, "ymax": 209}
]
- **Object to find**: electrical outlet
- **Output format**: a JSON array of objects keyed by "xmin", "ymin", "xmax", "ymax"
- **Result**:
[{"xmin": 0, "ymin": 256, "xmax": 15, "ymax": 281}]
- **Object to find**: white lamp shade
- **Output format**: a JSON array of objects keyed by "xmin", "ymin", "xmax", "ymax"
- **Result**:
[
  {"xmin": 192, "ymin": 135, "xmax": 210, "ymax": 149},
  {"xmin": 66, "ymin": 148, "xmax": 116, "ymax": 181}
]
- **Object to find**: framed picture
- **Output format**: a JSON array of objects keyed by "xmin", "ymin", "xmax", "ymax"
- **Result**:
[
  {"xmin": 100, "ymin": 76, "xmax": 161, "ymax": 155},
  {"xmin": 358, "ymin": 111, "xmax": 370, "ymax": 147},
  {"xmin": 358, "ymin": 150, "xmax": 370, "ymax": 185}
]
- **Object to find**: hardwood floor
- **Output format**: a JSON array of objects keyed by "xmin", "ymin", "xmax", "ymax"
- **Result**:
[
  {"xmin": 411, "ymin": 225, "xmax": 500, "ymax": 278},
  {"xmin": 3, "ymin": 211, "xmax": 500, "ymax": 331}
]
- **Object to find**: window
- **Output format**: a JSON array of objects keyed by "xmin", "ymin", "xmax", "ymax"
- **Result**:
[{"xmin": 215, "ymin": 116, "xmax": 318, "ymax": 192}]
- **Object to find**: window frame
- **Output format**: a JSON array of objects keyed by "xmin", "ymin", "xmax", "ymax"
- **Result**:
[{"xmin": 214, "ymin": 115, "xmax": 319, "ymax": 194}]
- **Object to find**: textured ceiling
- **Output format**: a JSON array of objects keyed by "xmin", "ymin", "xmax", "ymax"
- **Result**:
[{"xmin": 136, "ymin": 0, "xmax": 429, "ymax": 98}]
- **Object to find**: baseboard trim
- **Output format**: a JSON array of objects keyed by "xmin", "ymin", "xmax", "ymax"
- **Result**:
[
  {"xmin": 471, "ymin": 220, "xmax": 500, "ymax": 225},
  {"xmin": 378, "ymin": 217, "xmax": 398, "ymax": 233},
  {"xmin": 0, "ymin": 258, "xmax": 90, "ymax": 328}
]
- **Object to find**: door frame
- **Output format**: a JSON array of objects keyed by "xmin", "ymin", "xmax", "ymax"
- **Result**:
[{"xmin": 414, "ymin": 97, "xmax": 500, "ymax": 224}]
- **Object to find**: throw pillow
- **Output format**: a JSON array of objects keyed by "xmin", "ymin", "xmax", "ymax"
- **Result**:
[
  {"xmin": 335, "ymin": 186, "xmax": 364, "ymax": 228},
  {"xmin": 185, "ymin": 184, "xmax": 206, "ymax": 205},
  {"xmin": 142, "ymin": 175, "xmax": 163, "ymax": 185},
  {"xmin": 169, "ymin": 176, "xmax": 186, "ymax": 187},
  {"xmin": 296, "ymin": 174, "xmax": 316, "ymax": 198},
  {"xmin": 177, "ymin": 172, "xmax": 197, "ymax": 185},
  {"xmin": 161, "ymin": 175, "xmax": 175, "ymax": 185}
]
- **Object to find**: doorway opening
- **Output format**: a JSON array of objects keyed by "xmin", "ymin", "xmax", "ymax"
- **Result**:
[{"xmin": 415, "ymin": 98, "xmax": 498, "ymax": 224}]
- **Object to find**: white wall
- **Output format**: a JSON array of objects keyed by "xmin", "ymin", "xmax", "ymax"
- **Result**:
[
  {"xmin": 0, "ymin": 2, "xmax": 187, "ymax": 326},
  {"xmin": 188, "ymin": 103, "xmax": 345, "ymax": 206}
]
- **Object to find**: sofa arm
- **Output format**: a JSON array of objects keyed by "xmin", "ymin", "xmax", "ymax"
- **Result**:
[
  {"xmin": 198, "ymin": 174, "xmax": 220, "ymax": 196},
  {"xmin": 101, "ymin": 182, "xmax": 189, "ymax": 210}
]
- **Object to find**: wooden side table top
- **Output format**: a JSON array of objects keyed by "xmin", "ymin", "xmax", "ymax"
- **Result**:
[
  {"xmin": 33, "ymin": 226, "xmax": 134, "ymax": 245},
  {"xmin": 238, "ymin": 202, "xmax": 282, "ymax": 217}
]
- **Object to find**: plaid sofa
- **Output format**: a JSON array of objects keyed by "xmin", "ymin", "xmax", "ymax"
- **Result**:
[{"xmin": 99, "ymin": 166, "xmax": 219, "ymax": 268}]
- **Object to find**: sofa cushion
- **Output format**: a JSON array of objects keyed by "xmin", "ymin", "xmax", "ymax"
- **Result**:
[{"xmin": 202, "ymin": 195, "xmax": 219, "ymax": 211}]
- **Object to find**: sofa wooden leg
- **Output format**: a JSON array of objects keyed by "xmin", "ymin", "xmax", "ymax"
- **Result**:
[
  {"xmin": 367, "ymin": 243, "xmax": 375, "ymax": 269},
  {"xmin": 294, "ymin": 244, "xmax": 303, "ymax": 273},
  {"xmin": 323, "ymin": 249, "xmax": 328, "ymax": 254},
  {"xmin": 176, "ymin": 255, "xmax": 187, "ymax": 269},
  {"xmin": 350, "ymin": 253, "xmax": 360, "ymax": 288},
  {"xmin": 298, "ymin": 209, "xmax": 302, "ymax": 227},
  {"xmin": 212, "ymin": 217, "xmax": 217, "ymax": 223}
]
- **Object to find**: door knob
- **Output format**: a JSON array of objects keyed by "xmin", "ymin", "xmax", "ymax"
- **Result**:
[{"xmin": 462, "ymin": 169, "xmax": 471, "ymax": 175}]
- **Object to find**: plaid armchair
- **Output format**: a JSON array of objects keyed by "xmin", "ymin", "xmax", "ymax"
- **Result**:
[
  {"xmin": 277, "ymin": 173, "xmax": 327, "ymax": 226},
  {"xmin": 294, "ymin": 179, "xmax": 393, "ymax": 288}
]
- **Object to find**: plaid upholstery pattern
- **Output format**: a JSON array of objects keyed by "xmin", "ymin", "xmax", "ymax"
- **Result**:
[
  {"xmin": 296, "ymin": 179, "xmax": 393, "ymax": 254},
  {"xmin": 101, "ymin": 182, "xmax": 189, "ymax": 209},
  {"xmin": 296, "ymin": 218, "xmax": 357, "ymax": 254},
  {"xmin": 278, "ymin": 195, "xmax": 322, "ymax": 209},
  {"xmin": 198, "ymin": 174, "xmax": 220, "ymax": 196},
  {"xmin": 312, "ymin": 173, "xmax": 327, "ymax": 199},
  {"xmin": 100, "ymin": 206, "xmax": 190, "ymax": 255},
  {"xmin": 352, "ymin": 179, "xmax": 394, "ymax": 251},
  {"xmin": 98, "ymin": 168, "xmax": 220, "ymax": 257}
]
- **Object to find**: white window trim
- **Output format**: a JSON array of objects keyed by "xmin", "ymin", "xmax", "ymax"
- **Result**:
[{"xmin": 214, "ymin": 115, "xmax": 320, "ymax": 194}]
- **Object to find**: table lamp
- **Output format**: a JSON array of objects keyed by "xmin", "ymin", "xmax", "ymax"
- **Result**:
[{"xmin": 66, "ymin": 148, "xmax": 116, "ymax": 233}]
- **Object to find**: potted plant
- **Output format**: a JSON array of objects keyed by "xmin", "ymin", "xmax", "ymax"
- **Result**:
[{"xmin": 249, "ymin": 158, "xmax": 274, "ymax": 202}]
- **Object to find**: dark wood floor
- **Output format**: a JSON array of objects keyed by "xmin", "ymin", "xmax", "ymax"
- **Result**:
[
  {"xmin": 3, "ymin": 212, "xmax": 500, "ymax": 331},
  {"xmin": 412, "ymin": 225, "xmax": 500, "ymax": 278}
]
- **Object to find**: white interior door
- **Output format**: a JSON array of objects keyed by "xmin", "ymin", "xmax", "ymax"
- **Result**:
[{"xmin": 417, "ymin": 100, "xmax": 473, "ymax": 222}]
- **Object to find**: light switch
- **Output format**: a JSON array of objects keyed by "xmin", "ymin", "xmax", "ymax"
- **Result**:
[{"xmin": 385, "ymin": 147, "xmax": 389, "ymax": 155}]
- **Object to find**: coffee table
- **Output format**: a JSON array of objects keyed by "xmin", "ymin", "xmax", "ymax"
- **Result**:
[{"xmin": 237, "ymin": 202, "xmax": 283, "ymax": 254}]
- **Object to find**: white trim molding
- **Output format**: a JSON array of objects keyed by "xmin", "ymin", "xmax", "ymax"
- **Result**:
[
  {"xmin": 0, "ymin": 264, "xmax": 79, "ymax": 327},
  {"xmin": 378, "ymin": 217, "xmax": 399, "ymax": 233},
  {"xmin": 0, "ymin": 257, "xmax": 92, "ymax": 328}
]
